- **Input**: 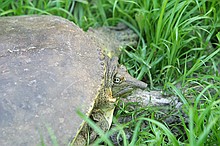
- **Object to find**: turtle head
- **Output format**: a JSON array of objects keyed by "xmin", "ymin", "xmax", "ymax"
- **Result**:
[{"xmin": 112, "ymin": 65, "xmax": 147, "ymax": 97}]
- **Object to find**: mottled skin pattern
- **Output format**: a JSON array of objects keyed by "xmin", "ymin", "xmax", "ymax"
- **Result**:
[
  {"xmin": 72, "ymin": 62, "xmax": 147, "ymax": 145},
  {"xmin": 71, "ymin": 25, "xmax": 147, "ymax": 145},
  {"xmin": 0, "ymin": 15, "xmax": 147, "ymax": 146}
]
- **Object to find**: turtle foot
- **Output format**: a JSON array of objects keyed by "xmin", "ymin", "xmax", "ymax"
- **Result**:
[
  {"xmin": 89, "ymin": 23, "xmax": 138, "ymax": 57},
  {"xmin": 107, "ymin": 23, "xmax": 138, "ymax": 49}
]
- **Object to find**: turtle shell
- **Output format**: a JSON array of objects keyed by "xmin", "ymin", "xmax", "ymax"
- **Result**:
[{"xmin": 0, "ymin": 15, "xmax": 105, "ymax": 145}]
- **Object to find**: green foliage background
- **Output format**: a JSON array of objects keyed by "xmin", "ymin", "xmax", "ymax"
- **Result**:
[{"xmin": 1, "ymin": 0, "xmax": 220, "ymax": 145}]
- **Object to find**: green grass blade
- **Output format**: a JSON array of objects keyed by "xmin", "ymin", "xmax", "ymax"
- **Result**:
[
  {"xmin": 140, "ymin": 118, "xmax": 180, "ymax": 146},
  {"xmin": 76, "ymin": 110, "xmax": 113, "ymax": 146}
]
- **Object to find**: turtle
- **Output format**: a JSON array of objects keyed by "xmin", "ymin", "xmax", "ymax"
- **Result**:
[{"xmin": 0, "ymin": 15, "xmax": 147, "ymax": 146}]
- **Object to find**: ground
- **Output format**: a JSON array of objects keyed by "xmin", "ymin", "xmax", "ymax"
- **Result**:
[{"xmin": 1, "ymin": 0, "xmax": 220, "ymax": 145}]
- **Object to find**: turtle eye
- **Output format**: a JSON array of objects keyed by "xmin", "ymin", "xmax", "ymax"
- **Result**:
[{"xmin": 113, "ymin": 77, "xmax": 122, "ymax": 84}]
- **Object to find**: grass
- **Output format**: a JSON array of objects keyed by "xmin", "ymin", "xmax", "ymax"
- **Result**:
[{"xmin": 1, "ymin": 0, "xmax": 220, "ymax": 145}]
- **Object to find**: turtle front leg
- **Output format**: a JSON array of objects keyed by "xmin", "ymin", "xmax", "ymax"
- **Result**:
[
  {"xmin": 88, "ymin": 88, "xmax": 117, "ymax": 144},
  {"xmin": 71, "ymin": 122, "xmax": 89, "ymax": 146},
  {"xmin": 89, "ymin": 109, "xmax": 110, "ymax": 142}
]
